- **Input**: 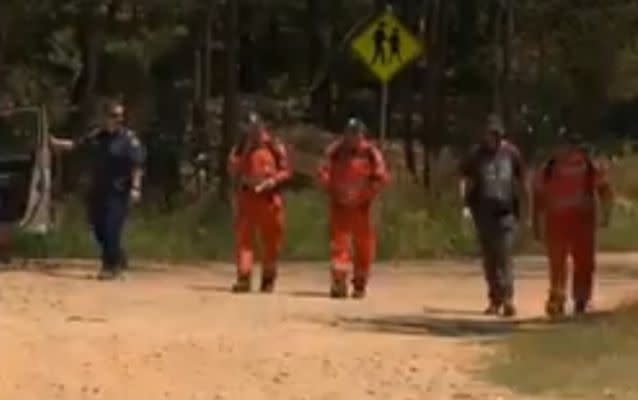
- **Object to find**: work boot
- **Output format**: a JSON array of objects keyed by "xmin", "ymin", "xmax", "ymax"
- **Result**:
[
  {"xmin": 330, "ymin": 280, "xmax": 348, "ymax": 299},
  {"xmin": 501, "ymin": 301, "xmax": 517, "ymax": 318},
  {"xmin": 484, "ymin": 300, "xmax": 501, "ymax": 316},
  {"xmin": 351, "ymin": 286, "xmax": 366, "ymax": 300},
  {"xmin": 260, "ymin": 276, "xmax": 276, "ymax": 294},
  {"xmin": 232, "ymin": 276, "xmax": 251, "ymax": 293},
  {"xmin": 120, "ymin": 253, "xmax": 129, "ymax": 270},
  {"xmin": 574, "ymin": 300, "xmax": 588, "ymax": 316},
  {"xmin": 545, "ymin": 293, "xmax": 566, "ymax": 319},
  {"xmin": 97, "ymin": 268, "xmax": 120, "ymax": 281}
]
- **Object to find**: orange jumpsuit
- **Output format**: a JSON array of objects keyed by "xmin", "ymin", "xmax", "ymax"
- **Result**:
[
  {"xmin": 228, "ymin": 131, "xmax": 291, "ymax": 281},
  {"xmin": 534, "ymin": 150, "xmax": 613, "ymax": 305},
  {"xmin": 318, "ymin": 138, "xmax": 390, "ymax": 290}
]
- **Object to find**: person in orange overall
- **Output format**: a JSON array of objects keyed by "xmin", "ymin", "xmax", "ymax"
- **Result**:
[
  {"xmin": 532, "ymin": 129, "xmax": 613, "ymax": 317},
  {"xmin": 228, "ymin": 113, "xmax": 292, "ymax": 293},
  {"xmin": 317, "ymin": 118, "xmax": 390, "ymax": 299}
]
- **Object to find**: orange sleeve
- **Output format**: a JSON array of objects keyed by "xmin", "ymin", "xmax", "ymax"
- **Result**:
[
  {"xmin": 359, "ymin": 143, "xmax": 390, "ymax": 202},
  {"xmin": 317, "ymin": 140, "xmax": 340, "ymax": 189},
  {"xmin": 271, "ymin": 140, "xmax": 292, "ymax": 184},
  {"xmin": 368, "ymin": 144, "xmax": 390, "ymax": 187}
]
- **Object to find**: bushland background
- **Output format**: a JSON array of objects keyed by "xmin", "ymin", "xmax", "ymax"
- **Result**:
[{"xmin": 4, "ymin": 0, "xmax": 638, "ymax": 261}]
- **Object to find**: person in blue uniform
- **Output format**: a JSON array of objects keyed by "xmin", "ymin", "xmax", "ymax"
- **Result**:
[{"xmin": 50, "ymin": 102, "xmax": 145, "ymax": 280}]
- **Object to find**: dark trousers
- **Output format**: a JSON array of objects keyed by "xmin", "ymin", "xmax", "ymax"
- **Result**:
[
  {"xmin": 473, "ymin": 212, "xmax": 518, "ymax": 303},
  {"xmin": 89, "ymin": 194, "xmax": 129, "ymax": 271}
]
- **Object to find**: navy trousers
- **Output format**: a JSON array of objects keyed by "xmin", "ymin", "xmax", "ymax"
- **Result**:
[{"xmin": 88, "ymin": 194, "xmax": 129, "ymax": 271}]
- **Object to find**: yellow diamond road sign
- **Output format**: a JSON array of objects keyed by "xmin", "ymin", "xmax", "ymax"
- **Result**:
[{"xmin": 351, "ymin": 12, "xmax": 424, "ymax": 83}]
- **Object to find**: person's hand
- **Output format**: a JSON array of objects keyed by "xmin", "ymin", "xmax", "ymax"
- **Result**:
[
  {"xmin": 462, "ymin": 206, "xmax": 472, "ymax": 220},
  {"xmin": 255, "ymin": 177, "xmax": 276, "ymax": 193},
  {"xmin": 130, "ymin": 187, "xmax": 142, "ymax": 204}
]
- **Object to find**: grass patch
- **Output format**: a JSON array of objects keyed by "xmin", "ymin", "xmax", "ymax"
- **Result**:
[{"xmin": 484, "ymin": 302, "xmax": 638, "ymax": 399}]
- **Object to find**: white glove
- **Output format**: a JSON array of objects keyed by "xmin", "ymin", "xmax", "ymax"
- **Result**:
[
  {"xmin": 255, "ymin": 177, "xmax": 276, "ymax": 193},
  {"xmin": 462, "ymin": 207, "xmax": 472, "ymax": 220},
  {"xmin": 130, "ymin": 187, "xmax": 142, "ymax": 204}
]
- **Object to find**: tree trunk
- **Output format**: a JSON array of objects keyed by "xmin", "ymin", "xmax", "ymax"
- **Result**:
[
  {"xmin": 219, "ymin": 0, "xmax": 240, "ymax": 200},
  {"xmin": 422, "ymin": 0, "xmax": 441, "ymax": 189},
  {"xmin": 307, "ymin": 0, "xmax": 324, "ymax": 123},
  {"xmin": 490, "ymin": 0, "xmax": 503, "ymax": 115},
  {"xmin": 502, "ymin": 0, "xmax": 515, "ymax": 135},
  {"xmin": 399, "ymin": 0, "xmax": 418, "ymax": 179}
]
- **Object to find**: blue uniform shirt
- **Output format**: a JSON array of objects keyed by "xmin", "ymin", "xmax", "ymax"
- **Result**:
[{"xmin": 81, "ymin": 128, "xmax": 145, "ymax": 198}]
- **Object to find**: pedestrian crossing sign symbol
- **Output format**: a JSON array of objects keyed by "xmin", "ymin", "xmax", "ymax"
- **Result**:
[{"xmin": 351, "ymin": 12, "xmax": 424, "ymax": 83}]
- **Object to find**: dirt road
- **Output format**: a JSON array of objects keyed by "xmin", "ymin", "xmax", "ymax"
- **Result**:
[{"xmin": 2, "ymin": 257, "xmax": 638, "ymax": 400}]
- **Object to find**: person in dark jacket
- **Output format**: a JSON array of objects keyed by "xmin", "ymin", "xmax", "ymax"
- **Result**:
[
  {"xmin": 460, "ymin": 114, "xmax": 528, "ymax": 317},
  {"xmin": 50, "ymin": 101, "xmax": 145, "ymax": 280}
]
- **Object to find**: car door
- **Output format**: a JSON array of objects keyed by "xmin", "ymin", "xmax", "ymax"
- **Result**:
[{"xmin": 0, "ymin": 106, "xmax": 52, "ymax": 234}]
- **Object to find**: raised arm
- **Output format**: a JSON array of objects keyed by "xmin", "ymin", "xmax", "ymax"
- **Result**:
[
  {"xmin": 271, "ymin": 140, "xmax": 292, "ymax": 184},
  {"xmin": 317, "ymin": 141, "xmax": 340, "ymax": 190},
  {"xmin": 368, "ymin": 144, "xmax": 390, "ymax": 189}
]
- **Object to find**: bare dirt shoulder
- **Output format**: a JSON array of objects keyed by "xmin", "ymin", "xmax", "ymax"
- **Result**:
[{"xmin": 1, "ymin": 256, "xmax": 637, "ymax": 400}]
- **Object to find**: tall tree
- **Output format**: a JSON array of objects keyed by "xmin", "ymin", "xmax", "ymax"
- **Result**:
[{"xmin": 219, "ymin": 0, "xmax": 239, "ymax": 199}]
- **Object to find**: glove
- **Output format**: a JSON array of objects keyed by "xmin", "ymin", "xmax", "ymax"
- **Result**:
[
  {"xmin": 255, "ymin": 177, "xmax": 277, "ymax": 193},
  {"xmin": 462, "ymin": 207, "xmax": 472, "ymax": 220},
  {"xmin": 130, "ymin": 187, "xmax": 142, "ymax": 204}
]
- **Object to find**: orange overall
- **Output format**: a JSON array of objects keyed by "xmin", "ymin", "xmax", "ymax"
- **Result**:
[
  {"xmin": 318, "ymin": 138, "xmax": 389, "ymax": 289},
  {"xmin": 228, "ymin": 131, "xmax": 291, "ymax": 281},
  {"xmin": 534, "ymin": 150, "xmax": 612, "ymax": 305}
]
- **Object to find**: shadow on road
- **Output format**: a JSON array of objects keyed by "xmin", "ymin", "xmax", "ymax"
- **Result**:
[
  {"xmin": 287, "ymin": 290, "xmax": 331, "ymax": 299},
  {"xmin": 187, "ymin": 284, "xmax": 232, "ymax": 293},
  {"xmin": 38, "ymin": 268, "xmax": 96, "ymax": 282},
  {"xmin": 336, "ymin": 310, "xmax": 613, "ymax": 339}
]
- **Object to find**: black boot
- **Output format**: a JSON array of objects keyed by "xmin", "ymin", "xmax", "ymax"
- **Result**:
[
  {"xmin": 545, "ymin": 292, "xmax": 566, "ymax": 319},
  {"xmin": 97, "ymin": 268, "xmax": 118, "ymax": 281},
  {"xmin": 484, "ymin": 300, "xmax": 501, "ymax": 316},
  {"xmin": 260, "ymin": 275, "xmax": 276, "ymax": 294},
  {"xmin": 330, "ymin": 279, "xmax": 348, "ymax": 299},
  {"xmin": 232, "ymin": 275, "xmax": 251, "ymax": 293},
  {"xmin": 502, "ymin": 300, "xmax": 517, "ymax": 318},
  {"xmin": 119, "ymin": 252, "xmax": 129, "ymax": 270},
  {"xmin": 574, "ymin": 300, "xmax": 588, "ymax": 315}
]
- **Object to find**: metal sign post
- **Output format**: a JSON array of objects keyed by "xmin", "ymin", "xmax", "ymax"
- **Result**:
[{"xmin": 379, "ymin": 82, "xmax": 389, "ymax": 147}]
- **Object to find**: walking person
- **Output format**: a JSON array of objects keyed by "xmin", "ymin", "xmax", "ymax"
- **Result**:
[
  {"xmin": 317, "ymin": 118, "xmax": 390, "ymax": 299},
  {"xmin": 50, "ymin": 101, "xmax": 145, "ymax": 280},
  {"xmin": 460, "ymin": 115, "xmax": 527, "ymax": 317},
  {"xmin": 532, "ymin": 129, "xmax": 613, "ymax": 317},
  {"xmin": 228, "ymin": 112, "xmax": 292, "ymax": 293}
]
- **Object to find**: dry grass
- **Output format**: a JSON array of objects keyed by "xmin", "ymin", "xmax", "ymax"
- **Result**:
[{"xmin": 484, "ymin": 301, "xmax": 638, "ymax": 399}]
